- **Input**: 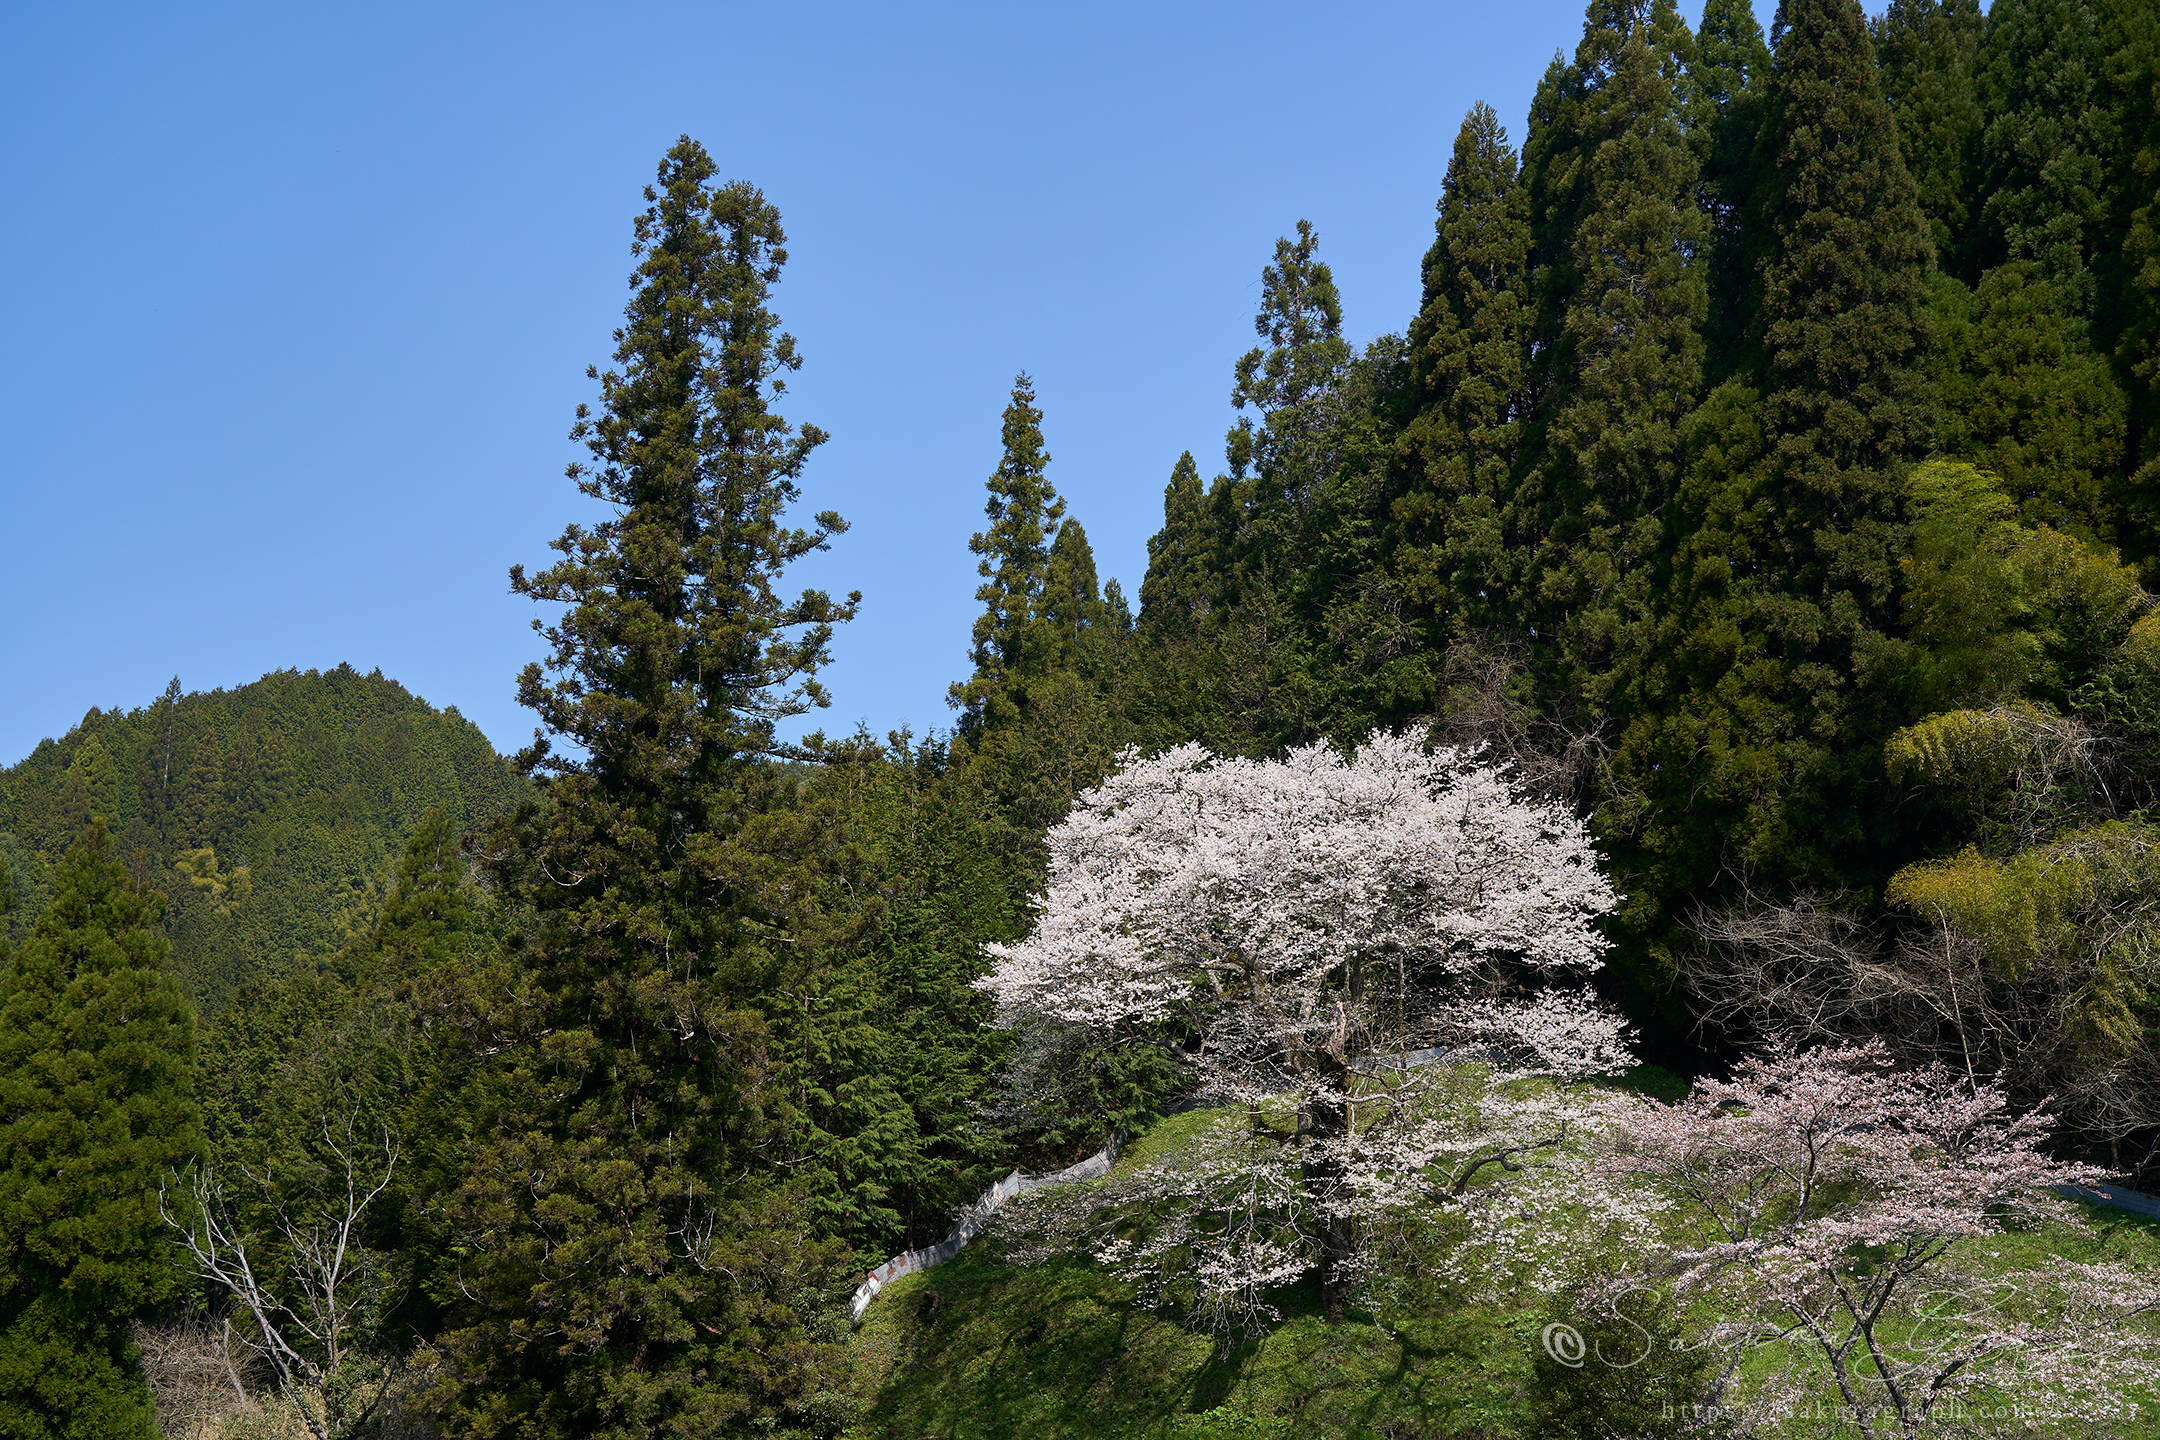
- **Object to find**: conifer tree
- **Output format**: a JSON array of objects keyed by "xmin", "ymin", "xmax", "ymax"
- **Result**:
[
  {"xmin": 950, "ymin": 375, "xmax": 1064, "ymax": 735},
  {"xmin": 1038, "ymin": 518, "xmax": 1103, "ymax": 670},
  {"xmin": 0, "ymin": 821, "xmax": 197, "ymax": 1440},
  {"xmin": 1689, "ymin": 0, "xmax": 1774, "ymax": 372},
  {"xmin": 1201, "ymin": 222, "xmax": 1357, "ymax": 750},
  {"xmin": 785, "ymin": 736, "xmax": 1019, "ymax": 1263},
  {"xmin": 1610, "ymin": 0, "xmax": 1933, "ymax": 989},
  {"xmin": 447, "ymin": 137, "xmax": 856, "ymax": 1439},
  {"xmin": 1872, "ymin": 0, "xmax": 1983, "ymax": 273},
  {"xmin": 1136, "ymin": 451, "xmax": 1217, "ymax": 642},
  {"xmin": 1972, "ymin": 0, "xmax": 2112, "ymax": 304},
  {"xmin": 1751, "ymin": 0, "xmax": 1933, "ymax": 595},
  {"xmin": 44, "ymin": 736, "xmax": 120, "ymax": 851},
  {"xmin": 1225, "ymin": 220, "xmax": 1353, "ymax": 511},
  {"xmin": 1519, "ymin": 5, "xmax": 1708, "ymax": 727},
  {"xmin": 1388, "ymin": 102, "xmax": 1533, "ymax": 668},
  {"xmin": 1927, "ymin": 258, "xmax": 2128, "ymax": 530}
]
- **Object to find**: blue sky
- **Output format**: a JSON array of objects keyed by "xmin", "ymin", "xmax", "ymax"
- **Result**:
[{"xmin": 1, "ymin": 0, "xmax": 1789, "ymax": 765}]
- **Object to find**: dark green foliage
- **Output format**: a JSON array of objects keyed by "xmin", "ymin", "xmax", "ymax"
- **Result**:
[
  {"xmin": 784, "ymin": 737, "xmax": 1024, "ymax": 1266},
  {"xmin": 445, "ymin": 137, "xmax": 854, "ymax": 1438},
  {"xmin": 1137, "ymin": 452, "xmax": 1217, "ymax": 644},
  {"xmin": 1598, "ymin": 0, "xmax": 1934, "ymax": 989},
  {"xmin": 0, "ymin": 822, "xmax": 197, "ymax": 1439},
  {"xmin": 1527, "ymin": 1291, "xmax": 1723, "ymax": 1440},
  {"xmin": 948, "ymin": 379, "xmax": 1136, "ymax": 833},
  {"xmin": 1387, "ymin": 103, "xmax": 1533, "ymax": 682},
  {"xmin": 1132, "ymin": 222, "xmax": 1407, "ymax": 754},
  {"xmin": 2094, "ymin": 0, "xmax": 2160, "ymax": 555},
  {"xmin": 0, "ymin": 1294, "xmax": 159, "ymax": 1440},
  {"xmin": 1518, "ymin": 1, "xmax": 1708, "ymax": 729},
  {"xmin": 1872, "ymin": 0, "xmax": 1983, "ymax": 272},
  {"xmin": 1688, "ymin": 0, "xmax": 1773, "ymax": 374},
  {"xmin": 0, "ymin": 666, "xmax": 526, "ymax": 1009},
  {"xmin": 1926, "ymin": 261, "xmax": 2128, "ymax": 534},
  {"xmin": 1971, "ymin": 0, "xmax": 2114, "ymax": 302},
  {"xmin": 951, "ymin": 374, "xmax": 1068, "ymax": 736}
]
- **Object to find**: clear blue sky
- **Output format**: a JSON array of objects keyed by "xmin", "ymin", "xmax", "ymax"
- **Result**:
[{"xmin": 1, "ymin": 0, "xmax": 1788, "ymax": 766}]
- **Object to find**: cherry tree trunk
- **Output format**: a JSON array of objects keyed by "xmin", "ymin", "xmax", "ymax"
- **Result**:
[{"xmin": 1302, "ymin": 1056, "xmax": 1355, "ymax": 1322}]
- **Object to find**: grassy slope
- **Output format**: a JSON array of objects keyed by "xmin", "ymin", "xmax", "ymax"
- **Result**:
[
  {"xmin": 846, "ymin": 1108, "xmax": 1568, "ymax": 1440},
  {"xmin": 843, "ymin": 1103, "xmax": 2160, "ymax": 1440}
]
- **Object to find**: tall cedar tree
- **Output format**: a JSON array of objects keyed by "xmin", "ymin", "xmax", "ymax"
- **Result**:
[
  {"xmin": 1872, "ymin": 0, "xmax": 1983, "ymax": 275},
  {"xmin": 1960, "ymin": 0, "xmax": 2142, "ymax": 549},
  {"xmin": 2109, "ymin": 0, "xmax": 2160, "ymax": 530},
  {"xmin": 1214, "ymin": 222, "xmax": 1355, "ymax": 748},
  {"xmin": 949, "ymin": 374, "xmax": 1066, "ymax": 736},
  {"xmin": 1611, "ymin": 0, "xmax": 1932, "ymax": 989},
  {"xmin": 1520, "ymin": 0, "xmax": 1708, "ymax": 729},
  {"xmin": 1137, "ymin": 452, "xmax": 1215, "ymax": 643},
  {"xmin": 0, "ymin": 821, "xmax": 197, "ymax": 1440},
  {"xmin": 449, "ymin": 138, "xmax": 857, "ymax": 1439},
  {"xmin": 1688, "ymin": 0, "xmax": 1775, "ymax": 375},
  {"xmin": 1972, "ymin": 0, "xmax": 2113, "ymax": 305},
  {"xmin": 1388, "ymin": 102, "xmax": 1533, "ymax": 675}
]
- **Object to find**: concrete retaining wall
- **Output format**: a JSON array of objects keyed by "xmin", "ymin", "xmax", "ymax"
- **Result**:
[
  {"xmin": 2050, "ymin": 1180, "xmax": 2160, "ymax": 1221},
  {"xmin": 848, "ymin": 1136, "xmax": 1121, "ymax": 1325}
]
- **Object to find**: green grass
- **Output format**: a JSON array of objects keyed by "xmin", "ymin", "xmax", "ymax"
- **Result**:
[
  {"xmin": 843, "ymin": 1242, "xmax": 1547, "ymax": 1440},
  {"xmin": 841, "ymin": 1107, "xmax": 2160, "ymax": 1440},
  {"xmin": 841, "ymin": 1106, "xmax": 1685, "ymax": 1440}
]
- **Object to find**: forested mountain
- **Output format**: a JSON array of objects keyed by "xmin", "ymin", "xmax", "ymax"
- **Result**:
[
  {"xmin": 0, "ymin": 665, "xmax": 526, "ymax": 1009},
  {"xmin": 12, "ymin": 0, "xmax": 2160, "ymax": 1435}
]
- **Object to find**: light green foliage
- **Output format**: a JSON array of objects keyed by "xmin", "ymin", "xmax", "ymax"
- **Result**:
[
  {"xmin": 0, "ymin": 821, "xmax": 198, "ymax": 1439},
  {"xmin": 840, "ymin": 1107, "xmax": 1711, "ymax": 1440},
  {"xmin": 1884, "ymin": 701, "xmax": 2061, "ymax": 789},
  {"xmin": 1900, "ymin": 458, "xmax": 2148, "ymax": 708},
  {"xmin": 1888, "ymin": 821, "xmax": 2160, "ymax": 1054},
  {"xmin": 2124, "ymin": 611, "xmax": 2160, "ymax": 675},
  {"xmin": 1901, "ymin": 458, "xmax": 2044, "ymax": 705}
]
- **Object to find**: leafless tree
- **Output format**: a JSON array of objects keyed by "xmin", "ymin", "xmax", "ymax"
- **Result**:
[
  {"xmin": 1428, "ymin": 640, "xmax": 1609, "ymax": 806},
  {"xmin": 131, "ymin": 1315, "xmax": 265, "ymax": 1440},
  {"xmin": 1684, "ymin": 893, "xmax": 2160, "ymax": 1176},
  {"xmin": 160, "ymin": 1121, "xmax": 403, "ymax": 1440}
]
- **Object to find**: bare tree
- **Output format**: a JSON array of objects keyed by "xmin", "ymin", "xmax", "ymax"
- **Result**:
[
  {"xmin": 160, "ymin": 1121, "xmax": 403, "ymax": 1440},
  {"xmin": 1684, "ymin": 891, "xmax": 2160, "ymax": 1175},
  {"xmin": 1428, "ymin": 640, "xmax": 1609, "ymax": 806},
  {"xmin": 131, "ymin": 1315, "xmax": 264, "ymax": 1440}
]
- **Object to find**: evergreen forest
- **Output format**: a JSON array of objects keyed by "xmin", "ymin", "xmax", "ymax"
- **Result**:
[{"xmin": 10, "ymin": 0, "xmax": 2160, "ymax": 1433}]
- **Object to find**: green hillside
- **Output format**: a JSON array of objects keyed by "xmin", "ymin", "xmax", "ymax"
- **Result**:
[
  {"xmin": 0, "ymin": 665, "xmax": 527, "ymax": 1010},
  {"xmin": 843, "ymin": 1107, "xmax": 2160, "ymax": 1440}
]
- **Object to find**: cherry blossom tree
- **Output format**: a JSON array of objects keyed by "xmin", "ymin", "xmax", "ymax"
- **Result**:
[
  {"xmin": 1606, "ymin": 1041, "xmax": 2160, "ymax": 1437},
  {"xmin": 979, "ymin": 732, "xmax": 1631, "ymax": 1322}
]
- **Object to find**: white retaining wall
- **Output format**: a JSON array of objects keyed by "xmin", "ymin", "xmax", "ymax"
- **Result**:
[{"xmin": 849, "ymin": 1136, "xmax": 1121, "ymax": 1325}]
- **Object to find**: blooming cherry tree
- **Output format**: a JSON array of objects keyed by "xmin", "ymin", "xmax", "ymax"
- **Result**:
[
  {"xmin": 1606, "ymin": 1041, "xmax": 2160, "ymax": 1436},
  {"xmin": 980, "ymin": 732, "xmax": 1630, "ymax": 1321}
]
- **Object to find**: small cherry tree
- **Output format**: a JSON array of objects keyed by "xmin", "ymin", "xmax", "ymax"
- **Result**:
[
  {"xmin": 1606, "ymin": 1041, "xmax": 2160, "ymax": 1437},
  {"xmin": 980, "ymin": 732, "xmax": 1631, "ymax": 1322}
]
